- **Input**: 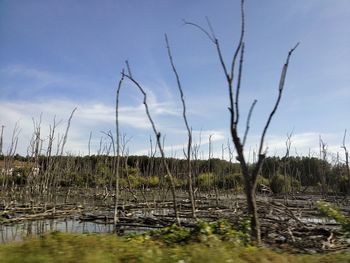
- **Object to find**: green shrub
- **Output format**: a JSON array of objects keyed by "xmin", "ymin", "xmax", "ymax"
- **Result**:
[
  {"xmin": 317, "ymin": 201, "xmax": 350, "ymax": 235},
  {"xmin": 210, "ymin": 219, "xmax": 250, "ymax": 244},
  {"xmin": 126, "ymin": 167, "xmax": 140, "ymax": 177},
  {"xmin": 146, "ymin": 224, "xmax": 191, "ymax": 244},
  {"xmin": 173, "ymin": 177, "xmax": 186, "ymax": 188},
  {"xmin": 290, "ymin": 177, "xmax": 301, "ymax": 192},
  {"xmin": 270, "ymin": 174, "xmax": 291, "ymax": 194},
  {"xmin": 119, "ymin": 178, "xmax": 128, "ymax": 188},
  {"xmin": 217, "ymin": 173, "xmax": 242, "ymax": 190},
  {"xmin": 145, "ymin": 219, "xmax": 250, "ymax": 245},
  {"xmin": 197, "ymin": 173, "xmax": 214, "ymax": 189},
  {"xmin": 147, "ymin": 176, "xmax": 160, "ymax": 188},
  {"xmin": 128, "ymin": 174, "xmax": 141, "ymax": 188}
]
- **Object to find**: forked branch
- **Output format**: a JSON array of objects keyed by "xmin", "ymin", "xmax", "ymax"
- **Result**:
[
  {"xmin": 183, "ymin": 0, "xmax": 245, "ymax": 127},
  {"xmin": 122, "ymin": 62, "xmax": 180, "ymax": 225},
  {"xmin": 257, "ymin": 42, "xmax": 299, "ymax": 157},
  {"xmin": 243, "ymin": 99, "xmax": 257, "ymax": 146}
]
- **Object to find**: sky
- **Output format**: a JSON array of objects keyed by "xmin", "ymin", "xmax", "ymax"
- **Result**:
[{"xmin": 0, "ymin": 0, "xmax": 349, "ymax": 162}]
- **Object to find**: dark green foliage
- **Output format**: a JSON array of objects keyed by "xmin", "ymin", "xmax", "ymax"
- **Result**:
[
  {"xmin": 146, "ymin": 224, "xmax": 190, "ymax": 244},
  {"xmin": 197, "ymin": 173, "xmax": 214, "ymax": 189},
  {"xmin": 270, "ymin": 174, "xmax": 290, "ymax": 194},
  {"xmin": 337, "ymin": 176, "xmax": 349, "ymax": 194},
  {"xmin": 196, "ymin": 172, "xmax": 243, "ymax": 190}
]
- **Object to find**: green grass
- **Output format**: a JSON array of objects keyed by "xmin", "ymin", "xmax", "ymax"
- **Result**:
[{"xmin": 0, "ymin": 231, "xmax": 349, "ymax": 263}]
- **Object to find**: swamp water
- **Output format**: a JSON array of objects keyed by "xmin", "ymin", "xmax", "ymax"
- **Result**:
[
  {"xmin": 0, "ymin": 208, "xmax": 174, "ymax": 243},
  {"xmin": 0, "ymin": 215, "xmax": 336, "ymax": 244},
  {"xmin": 0, "ymin": 219, "xmax": 115, "ymax": 243}
]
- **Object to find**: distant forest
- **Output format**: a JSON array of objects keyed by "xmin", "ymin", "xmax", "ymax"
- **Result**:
[{"xmin": 2, "ymin": 154, "xmax": 348, "ymax": 195}]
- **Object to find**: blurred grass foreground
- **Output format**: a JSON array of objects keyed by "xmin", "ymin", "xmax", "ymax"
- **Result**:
[{"xmin": 0, "ymin": 221, "xmax": 350, "ymax": 263}]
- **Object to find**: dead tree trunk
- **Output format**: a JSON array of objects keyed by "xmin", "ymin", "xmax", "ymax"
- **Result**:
[
  {"xmin": 60, "ymin": 108, "xmax": 77, "ymax": 156},
  {"xmin": 185, "ymin": 0, "xmax": 299, "ymax": 244},
  {"xmin": 114, "ymin": 70, "xmax": 125, "ymax": 227},
  {"xmin": 284, "ymin": 132, "xmax": 293, "ymax": 204},
  {"xmin": 0, "ymin": 125, "xmax": 4, "ymax": 156},
  {"xmin": 319, "ymin": 137, "xmax": 328, "ymax": 197},
  {"xmin": 341, "ymin": 129, "xmax": 350, "ymax": 194}
]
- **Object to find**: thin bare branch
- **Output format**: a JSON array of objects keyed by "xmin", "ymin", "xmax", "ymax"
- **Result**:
[
  {"xmin": 234, "ymin": 42, "xmax": 245, "ymax": 125},
  {"xmin": 125, "ymin": 60, "xmax": 132, "ymax": 78},
  {"xmin": 205, "ymin": 16, "xmax": 216, "ymax": 40},
  {"xmin": 183, "ymin": 19, "xmax": 215, "ymax": 43},
  {"xmin": 60, "ymin": 107, "xmax": 77, "ymax": 156},
  {"xmin": 342, "ymin": 129, "xmax": 348, "ymax": 151},
  {"xmin": 88, "ymin": 131, "xmax": 92, "ymax": 156},
  {"xmin": 242, "ymin": 99, "xmax": 257, "ymax": 146},
  {"xmin": 165, "ymin": 34, "xmax": 191, "ymax": 136},
  {"xmin": 184, "ymin": 19, "xmax": 230, "ymax": 82},
  {"xmin": 230, "ymin": 0, "xmax": 245, "ymax": 80},
  {"xmin": 285, "ymin": 131, "xmax": 293, "ymax": 158}
]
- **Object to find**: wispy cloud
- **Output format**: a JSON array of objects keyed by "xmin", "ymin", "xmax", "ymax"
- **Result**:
[
  {"xmin": 1, "ymin": 65, "xmax": 62, "ymax": 85},
  {"xmin": 0, "ymin": 64, "xmax": 104, "ymax": 100}
]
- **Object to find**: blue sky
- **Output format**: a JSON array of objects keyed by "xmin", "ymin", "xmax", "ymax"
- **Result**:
[{"xmin": 0, "ymin": 0, "xmax": 349, "ymax": 161}]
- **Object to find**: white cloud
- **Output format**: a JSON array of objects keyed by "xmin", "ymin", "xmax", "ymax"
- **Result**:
[
  {"xmin": 245, "ymin": 132, "xmax": 347, "ymax": 162},
  {"xmin": 1, "ymin": 98, "xmax": 346, "ymax": 161},
  {"xmin": 0, "ymin": 97, "xmax": 182, "ymax": 155},
  {"xmin": 133, "ymin": 129, "xmax": 227, "ymax": 157}
]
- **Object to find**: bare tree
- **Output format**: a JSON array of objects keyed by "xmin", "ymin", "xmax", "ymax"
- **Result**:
[
  {"xmin": 55, "ymin": 133, "xmax": 63, "ymax": 156},
  {"xmin": 341, "ymin": 129, "xmax": 350, "ymax": 194},
  {"xmin": 185, "ymin": 0, "xmax": 298, "ymax": 244},
  {"xmin": 44, "ymin": 116, "xmax": 61, "ymax": 193},
  {"xmin": 192, "ymin": 130, "xmax": 202, "ymax": 198},
  {"xmin": 165, "ymin": 34, "xmax": 196, "ymax": 219},
  {"xmin": 0, "ymin": 125, "xmax": 4, "ymax": 156},
  {"xmin": 319, "ymin": 137, "xmax": 328, "ymax": 197},
  {"xmin": 2, "ymin": 122, "xmax": 20, "ymax": 190},
  {"xmin": 88, "ymin": 131, "xmax": 92, "ymax": 156},
  {"xmin": 284, "ymin": 132, "xmax": 293, "ymax": 204},
  {"xmin": 114, "ymin": 70, "xmax": 125, "ymax": 226},
  {"xmin": 122, "ymin": 62, "xmax": 181, "ymax": 225},
  {"xmin": 60, "ymin": 107, "xmax": 77, "ymax": 156}
]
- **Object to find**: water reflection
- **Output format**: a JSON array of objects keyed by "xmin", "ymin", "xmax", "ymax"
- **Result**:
[{"xmin": 0, "ymin": 219, "xmax": 114, "ymax": 243}]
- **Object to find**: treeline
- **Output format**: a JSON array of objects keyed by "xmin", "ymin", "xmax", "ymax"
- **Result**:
[
  {"xmin": 261, "ymin": 156, "xmax": 349, "ymax": 194},
  {"xmin": 1, "ymin": 154, "xmax": 349, "ymax": 194}
]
